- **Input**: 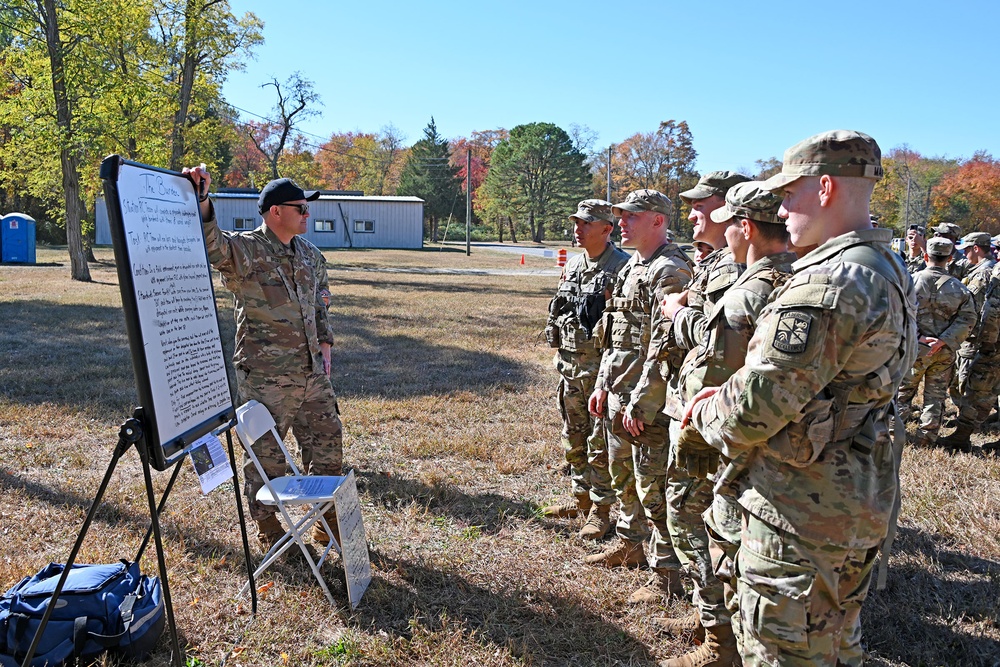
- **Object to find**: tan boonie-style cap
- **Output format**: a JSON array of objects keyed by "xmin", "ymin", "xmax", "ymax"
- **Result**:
[
  {"xmin": 710, "ymin": 181, "xmax": 784, "ymax": 224},
  {"xmin": 679, "ymin": 171, "xmax": 750, "ymax": 204},
  {"xmin": 926, "ymin": 237, "xmax": 954, "ymax": 257},
  {"xmin": 612, "ymin": 189, "xmax": 673, "ymax": 216},
  {"xmin": 761, "ymin": 130, "xmax": 883, "ymax": 193},
  {"xmin": 570, "ymin": 199, "xmax": 615, "ymax": 224},
  {"xmin": 957, "ymin": 232, "xmax": 992, "ymax": 249}
]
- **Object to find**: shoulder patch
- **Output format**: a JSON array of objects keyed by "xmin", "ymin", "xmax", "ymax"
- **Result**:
[{"xmin": 773, "ymin": 311, "xmax": 812, "ymax": 353}]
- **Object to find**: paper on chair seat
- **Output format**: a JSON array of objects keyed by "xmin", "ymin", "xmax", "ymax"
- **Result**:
[{"xmin": 258, "ymin": 476, "xmax": 342, "ymax": 502}]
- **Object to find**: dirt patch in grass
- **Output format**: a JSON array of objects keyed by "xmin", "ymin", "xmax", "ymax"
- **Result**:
[{"xmin": 0, "ymin": 248, "xmax": 997, "ymax": 666}]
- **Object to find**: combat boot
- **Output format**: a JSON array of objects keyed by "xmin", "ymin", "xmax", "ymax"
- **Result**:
[
  {"xmin": 578, "ymin": 503, "xmax": 612, "ymax": 540},
  {"xmin": 541, "ymin": 493, "xmax": 592, "ymax": 518},
  {"xmin": 659, "ymin": 622, "xmax": 738, "ymax": 667},
  {"xmin": 652, "ymin": 609, "xmax": 704, "ymax": 640},
  {"xmin": 255, "ymin": 514, "xmax": 285, "ymax": 551},
  {"xmin": 629, "ymin": 567, "xmax": 685, "ymax": 603},
  {"xmin": 940, "ymin": 422, "xmax": 974, "ymax": 453},
  {"xmin": 311, "ymin": 510, "xmax": 341, "ymax": 546},
  {"xmin": 583, "ymin": 537, "xmax": 645, "ymax": 567}
]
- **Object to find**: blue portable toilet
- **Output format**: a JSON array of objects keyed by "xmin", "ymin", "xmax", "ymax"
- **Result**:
[{"xmin": 1, "ymin": 213, "xmax": 36, "ymax": 264}]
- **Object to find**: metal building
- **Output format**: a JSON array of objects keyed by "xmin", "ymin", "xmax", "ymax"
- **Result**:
[{"xmin": 96, "ymin": 192, "xmax": 425, "ymax": 249}]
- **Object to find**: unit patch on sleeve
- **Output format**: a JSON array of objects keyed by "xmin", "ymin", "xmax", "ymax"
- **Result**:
[{"xmin": 772, "ymin": 311, "xmax": 812, "ymax": 353}]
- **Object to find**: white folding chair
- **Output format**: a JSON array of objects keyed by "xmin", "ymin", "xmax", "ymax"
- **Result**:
[{"xmin": 233, "ymin": 400, "xmax": 347, "ymax": 606}]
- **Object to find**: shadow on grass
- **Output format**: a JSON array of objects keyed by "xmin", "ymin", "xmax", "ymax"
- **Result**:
[
  {"xmin": 329, "ymin": 272, "xmax": 556, "ymax": 299},
  {"xmin": 350, "ymin": 551, "xmax": 656, "ymax": 666},
  {"xmin": 862, "ymin": 525, "xmax": 1000, "ymax": 666}
]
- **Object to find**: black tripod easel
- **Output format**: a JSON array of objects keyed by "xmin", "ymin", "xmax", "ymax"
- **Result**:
[{"xmin": 18, "ymin": 408, "xmax": 258, "ymax": 667}]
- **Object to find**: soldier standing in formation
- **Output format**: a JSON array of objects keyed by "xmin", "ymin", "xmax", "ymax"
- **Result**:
[
  {"xmin": 929, "ymin": 223, "xmax": 970, "ymax": 280},
  {"xmin": 586, "ymin": 190, "xmax": 694, "ymax": 604},
  {"xmin": 542, "ymin": 200, "xmax": 629, "ymax": 540},
  {"xmin": 897, "ymin": 237, "xmax": 976, "ymax": 448},
  {"xmin": 680, "ymin": 130, "xmax": 916, "ymax": 666}
]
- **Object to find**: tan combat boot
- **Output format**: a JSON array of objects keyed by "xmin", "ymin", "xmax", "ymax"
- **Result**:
[
  {"xmin": 583, "ymin": 537, "xmax": 645, "ymax": 567},
  {"xmin": 652, "ymin": 609, "xmax": 704, "ymax": 640},
  {"xmin": 541, "ymin": 493, "xmax": 592, "ymax": 518},
  {"xmin": 255, "ymin": 514, "xmax": 285, "ymax": 550},
  {"xmin": 629, "ymin": 567, "xmax": 685, "ymax": 603},
  {"xmin": 659, "ymin": 622, "xmax": 738, "ymax": 667},
  {"xmin": 578, "ymin": 504, "xmax": 612, "ymax": 540},
  {"xmin": 311, "ymin": 510, "xmax": 341, "ymax": 546}
]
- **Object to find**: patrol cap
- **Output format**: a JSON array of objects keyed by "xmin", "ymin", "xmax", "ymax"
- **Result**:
[
  {"xmin": 612, "ymin": 189, "xmax": 673, "ymax": 217},
  {"xmin": 258, "ymin": 177, "xmax": 320, "ymax": 213},
  {"xmin": 993, "ymin": 235, "xmax": 1000, "ymax": 248},
  {"xmin": 926, "ymin": 237, "xmax": 954, "ymax": 257},
  {"xmin": 569, "ymin": 199, "xmax": 615, "ymax": 224},
  {"xmin": 709, "ymin": 181, "xmax": 784, "ymax": 224},
  {"xmin": 761, "ymin": 130, "xmax": 884, "ymax": 193},
  {"xmin": 956, "ymin": 231, "xmax": 992, "ymax": 249},
  {"xmin": 679, "ymin": 171, "xmax": 750, "ymax": 204}
]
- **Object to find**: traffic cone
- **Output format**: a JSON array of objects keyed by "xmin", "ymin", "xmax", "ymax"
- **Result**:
[{"xmin": 520, "ymin": 254, "xmax": 525, "ymax": 265}]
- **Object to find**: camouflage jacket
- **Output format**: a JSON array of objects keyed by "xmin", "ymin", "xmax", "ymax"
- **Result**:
[
  {"xmin": 668, "ymin": 251, "xmax": 797, "ymax": 419},
  {"xmin": 912, "ymin": 266, "xmax": 975, "ymax": 352},
  {"xmin": 672, "ymin": 248, "xmax": 745, "ymax": 350},
  {"xmin": 690, "ymin": 228, "xmax": 917, "ymax": 549},
  {"xmin": 948, "ymin": 254, "xmax": 970, "ymax": 280},
  {"xmin": 960, "ymin": 258, "xmax": 999, "ymax": 349},
  {"xmin": 595, "ymin": 242, "xmax": 693, "ymax": 421},
  {"xmin": 905, "ymin": 254, "xmax": 926, "ymax": 275},
  {"xmin": 547, "ymin": 243, "xmax": 629, "ymax": 380},
  {"xmin": 202, "ymin": 205, "xmax": 334, "ymax": 376}
]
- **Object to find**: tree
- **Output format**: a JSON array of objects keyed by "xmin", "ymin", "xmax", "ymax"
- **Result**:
[
  {"xmin": 753, "ymin": 157, "xmax": 782, "ymax": 180},
  {"xmin": 316, "ymin": 125, "xmax": 407, "ymax": 195},
  {"xmin": 481, "ymin": 122, "xmax": 590, "ymax": 243},
  {"xmin": 397, "ymin": 118, "xmax": 463, "ymax": 241},
  {"xmin": 249, "ymin": 73, "xmax": 320, "ymax": 179},
  {"xmin": 449, "ymin": 128, "xmax": 507, "ymax": 229},
  {"xmin": 872, "ymin": 146, "xmax": 959, "ymax": 233},
  {"xmin": 932, "ymin": 151, "xmax": 1000, "ymax": 234}
]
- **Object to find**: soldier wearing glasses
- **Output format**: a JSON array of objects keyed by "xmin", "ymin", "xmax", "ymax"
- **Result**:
[{"xmin": 184, "ymin": 170, "xmax": 344, "ymax": 550}]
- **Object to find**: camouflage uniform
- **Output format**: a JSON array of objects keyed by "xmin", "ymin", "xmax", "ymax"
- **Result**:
[
  {"xmin": 897, "ymin": 241, "xmax": 975, "ymax": 445},
  {"xmin": 904, "ymin": 254, "xmax": 926, "ymax": 275},
  {"xmin": 547, "ymin": 237, "xmax": 628, "ymax": 505},
  {"xmin": 595, "ymin": 192, "xmax": 694, "ymax": 569},
  {"xmin": 950, "ymin": 236, "xmax": 1000, "ymax": 439},
  {"xmin": 202, "ymin": 204, "xmax": 343, "ymax": 521},
  {"xmin": 690, "ymin": 132, "xmax": 917, "ymax": 666}
]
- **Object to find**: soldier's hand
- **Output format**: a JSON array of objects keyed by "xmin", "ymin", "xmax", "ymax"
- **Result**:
[
  {"xmin": 623, "ymin": 406, "xmax": 645, "ymax": 437},
  {"xmin": 676, "ymin": 425, "xmax": 718, "ymax": 479},
  {"xmin": 588, "ymin": 389, "xmax": 607, "ymax": 417},
  {"xmin": 681, "ymin": 386, "xmax": 720, "ymax": 428},
  {"xmin": 661, "ymin": 290, "xmax": 688, "ymax": 320}
]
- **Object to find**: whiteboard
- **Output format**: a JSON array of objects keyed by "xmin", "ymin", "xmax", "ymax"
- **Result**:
[{"xmin": 101, "ymin": 156, "xmax": 234, "ymax": 470}]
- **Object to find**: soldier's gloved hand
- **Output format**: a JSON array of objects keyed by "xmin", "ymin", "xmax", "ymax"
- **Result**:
[{"xmin": 676, "ymin": 425, "xmax": 719, "ymax": 479}]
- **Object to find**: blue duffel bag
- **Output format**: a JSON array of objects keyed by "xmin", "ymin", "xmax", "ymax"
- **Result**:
[{"xmin": 0, "ymin": 560, "xmax": 164, "ymax": 666}]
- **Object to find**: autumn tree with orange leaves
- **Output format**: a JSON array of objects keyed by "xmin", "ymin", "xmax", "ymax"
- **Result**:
[{"xmin": 932, "ymin": 151, "xmax": 1000, "ymax": 234}]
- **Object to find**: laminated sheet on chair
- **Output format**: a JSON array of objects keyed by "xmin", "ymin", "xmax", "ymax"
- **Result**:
[{"xmin": 334, "ymin": 471, "xmax": 371, "ymax": 610}]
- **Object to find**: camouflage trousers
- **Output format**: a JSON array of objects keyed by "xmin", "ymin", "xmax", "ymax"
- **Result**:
[
  {"xmin": 896, "ymin": 344, "xmax": 955, "ymax": 443},
  {"xmin": 952, "ymin": 348, "xmax": 1000, "ymax": 429},
  {"xmin": 606, "ymin": 393, "xmax": 681, "ymax": 570},
  {"xmin": 704, "ymin": 461, "xmax": 747, "ymax": 624},
  {"xmin": 735, "ymin": 513, "xmax": 878, "ymax": 667},
  {"xmin": 667, "ymin": 420, "xmax": 728, "ymax": 628},
  {"xmin": 557, "ymin": 375, "xmax": 613, "ymax": 504},
  {"xmin": 237, "ymin": 368, "xmax": 344, "ymax": 521}
]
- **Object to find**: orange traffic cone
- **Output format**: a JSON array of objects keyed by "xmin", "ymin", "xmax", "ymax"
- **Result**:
[{"xmin": 520, "ymin": 254, "xmax": 525, "ymax": 265}]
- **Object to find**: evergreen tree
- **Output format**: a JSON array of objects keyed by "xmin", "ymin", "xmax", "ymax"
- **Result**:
[{"xmin": 397, "ymin": 118, "xmax": 463, "ymax": 241}]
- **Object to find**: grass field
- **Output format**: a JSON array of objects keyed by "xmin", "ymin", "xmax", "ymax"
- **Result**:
[{"xmin": 1, "ymin": 246, "xmax": 999, "ymax": 666}]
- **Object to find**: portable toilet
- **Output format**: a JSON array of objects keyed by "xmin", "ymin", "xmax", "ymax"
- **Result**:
[{"xmin": 1, "ymin": 213, "xmax": 36, "ymax": 263}]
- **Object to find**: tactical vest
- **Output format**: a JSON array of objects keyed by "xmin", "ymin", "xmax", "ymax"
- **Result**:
[{"xmin": 548, "ymin": 261, "xmax": 619, "ymax": 354}]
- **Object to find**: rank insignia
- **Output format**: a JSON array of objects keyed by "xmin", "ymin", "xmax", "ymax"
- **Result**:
[{"xmin": 773, "ymin": 311, "xmax": 811, "ymax": 353}]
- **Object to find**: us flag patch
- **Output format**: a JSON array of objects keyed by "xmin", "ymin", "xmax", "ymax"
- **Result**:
[{"xmin": 773, "ymin": 311, "xmax": 812, "ymax": 353}]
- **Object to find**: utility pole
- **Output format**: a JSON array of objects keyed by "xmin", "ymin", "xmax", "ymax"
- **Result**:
[
  {"xmin": 904, "ymin": 171, "xmax": 911, "ymax": 229},
  {"xmin": 466, "ymin": 148, "xmax": 471, "ymax": 256},
  {"xmin": 606, "ymin": 145, "xmax": 613, "ymax": 202}
]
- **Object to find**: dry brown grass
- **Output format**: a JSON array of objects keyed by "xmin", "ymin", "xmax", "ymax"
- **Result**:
[{"xmin": 1, "ymin": 246, "xmax": 998, "ymax": 666}]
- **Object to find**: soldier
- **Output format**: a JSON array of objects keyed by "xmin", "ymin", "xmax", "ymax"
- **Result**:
[
  {"xmin": 185, "ymin": 168, "xmax": 344, "ymax": 549},
  {"xmin": 904, "ymin": 224, "xmax": 927, "ymax": 274},
  {"xmin": 931, "ymin": 223, "xmax": 970, "ymax": 279},
  {"xmin": 541, "ymin": 200, "xmax": 629, "ymax": 540},
  {"xmin": 693, "ymin": 241, "xmax": 714, "ymax": 264},
  {"xmin": 680, "ymin": 130, "xmax": 917, "ymax": 666},
  {"xmin": 657, "ymin": 182, "xmax": 797, "ymax": 667},
  {"xmin": 586, "ymin": 190, "xmax": 694, "ymax": 603},
  {"xmin": 940, "ymin": 232, "xmax": 1000, "ymax": 453},
  {"xmin": 897, "ymin": 237, "xmax": 976, "ymax": 448}
]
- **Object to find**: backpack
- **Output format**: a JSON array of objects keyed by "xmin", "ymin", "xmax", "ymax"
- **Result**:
[{"xmin": 0, "ymin": 560, "xmax": 164, "ymax": 667}]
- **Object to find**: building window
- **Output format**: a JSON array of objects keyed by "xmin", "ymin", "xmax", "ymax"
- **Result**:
[
  {"xmin": 314, "ymin": 219, "xmax": 335, "ymax": 232},
  {"xmin": 234, "ymin": 217, "xmax": 256, "ymax": 231},
  {"xmin": 354, "ymin": 220, "xmax": 374, "ymax": 233}
]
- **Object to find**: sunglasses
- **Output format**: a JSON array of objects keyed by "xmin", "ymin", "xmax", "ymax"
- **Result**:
[{"xmin": 277, "ymin": 203, "xmax": 309, "ymax": 215}]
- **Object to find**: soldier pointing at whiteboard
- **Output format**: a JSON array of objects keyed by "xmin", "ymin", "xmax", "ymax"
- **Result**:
[{"xmin": 185, "ymin": 164, "xmax": 344, "ymax": 550}]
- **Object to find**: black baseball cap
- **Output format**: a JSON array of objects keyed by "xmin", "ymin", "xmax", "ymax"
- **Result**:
[{"xmin": 258, "ymin": 178, "xmax": 319, "ymax": 213}]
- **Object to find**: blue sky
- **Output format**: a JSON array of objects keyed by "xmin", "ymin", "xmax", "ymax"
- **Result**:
[{"xmin": 224, "ymin": 0, "xmax": 1000, "ymax": 173}]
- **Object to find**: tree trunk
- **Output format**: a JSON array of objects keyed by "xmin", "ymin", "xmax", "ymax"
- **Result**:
[
  {"xmin": 41, "ymin": 0, "xmax": 90, "ymax": 281},
  {"xmin": 497, "ymin": 216, "xmax": 504, "ymax": 243},
  {"xmin": 169, "ymin": 0, "xmax": 199, "ymax": 171},
  {"xmin": 508, "ymin": 216, "xmax": 517, "ymax": 244}
]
